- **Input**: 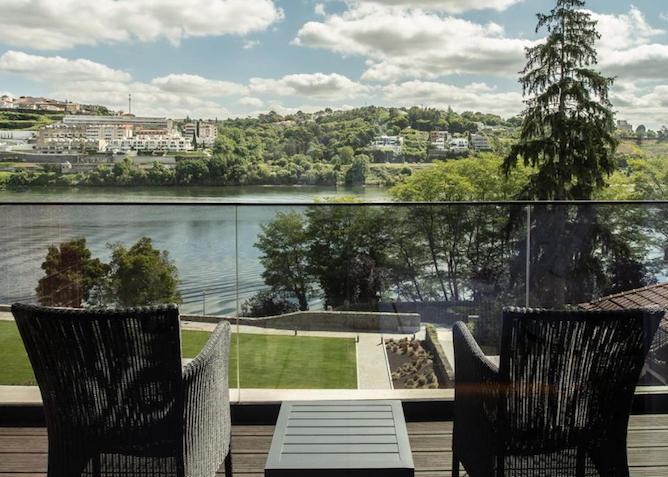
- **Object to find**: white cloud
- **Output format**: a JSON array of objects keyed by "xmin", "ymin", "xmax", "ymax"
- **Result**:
[
  {"xmin": 0, "ymin": 51, "xmax": 230, "ymax": 118},
  {"xmin": 382, "ymin": 80, "xmax": 523, "ymax": 116},
  {"xmin": 315, "ymin": 3, "xmax": 327, "ymax": 16},
  {"xmin": 0, "ymin": 0, "xmax": 284, "ymax": 50},
  {"xmin": 294, "ymin": 4, "xmax": 532, "ymax": 81},
  {"xmin": 151, "ymin": 74, "xmax": 248, "ymax": 97},
  {"xmin": 239, "ymin": 96, "xmax": 265, "ymax": 107},
  {"xmin": 593, "ymin": 7, "xmax": 664, "ymax": 51},
  {"xmin": 250, "ymin": 101, "xmax": 356, "ymax": 116},
  {"xmin": 611, "ymin": 82, "xmax": 668, "ymax": 129},
  {"xmin": 601, "ymin": 44, "xmax": 668, "ymax": 80},
  {"xmin": 51, "ymin": 81, "xmax": 231, "ymax": 119},
  {"xmin": 250, "ymin": 73, "xmax": 371, "ymax": 99},
  {"xmin": 591, "ymin": 7, "xmax": 668, "ymax": 81},
  {"xmin": 355, "ymin": 0, "xmax": 521, "ymax": 14},
  {"xmin": 243, "ymin": 40, "xmax": 261, "ymax": 49},
  {"xmin": 0, "ymin": 50, "xmax": 131, "ymax": 82}
]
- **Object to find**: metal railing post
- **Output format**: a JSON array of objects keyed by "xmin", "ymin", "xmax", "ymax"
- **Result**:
[{"xmin": 526, "ymin": 204, "xmax": 531, "ymax": 308}]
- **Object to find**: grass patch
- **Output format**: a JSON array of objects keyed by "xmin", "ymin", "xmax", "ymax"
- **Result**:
[
  {"xmin": 0, "ymin": 321, "xmax": 357, "ymax": 389},
  {"xmin": 0, "ymin": 321, "xmax": 35, "ymax": 385}
]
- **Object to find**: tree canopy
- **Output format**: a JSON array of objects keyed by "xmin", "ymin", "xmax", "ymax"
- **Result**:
[{"xmin": 504, "ymin": 0, "xmax": 617, "ymax": 200}]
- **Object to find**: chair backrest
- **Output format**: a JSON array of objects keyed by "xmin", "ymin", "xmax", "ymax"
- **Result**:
[
  {"xmin": 498, "ymin": 307, "xmax": 663, "ymax": 453},
  {"xmin": 12, "ymin": 303, "xmax": 184, "ymax": 445}
]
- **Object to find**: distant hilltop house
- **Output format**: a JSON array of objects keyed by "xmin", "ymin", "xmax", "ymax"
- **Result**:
[
  {"xmin": 36, "ymin": 115, "xmax": 194, "ymax": 154},
  {"xmin": 429, "ymin": 131, "xmax": 450, "ymax": 151},
  {"xmin": 470, "ymin": 134, "xmax": 492, "ymax": 152},
  {"xmin": 0, "ymin": 95, "xmax": 111, "ymax": 114},
  {"xmin": 449, "ymin": 138, "xmax": 469, "ymax": 154},
  {"xmin": 617, "ymin": 120, "xmax": 634, "ymax": 134},
  {"xmin": 0, "ymin": 95, "xmax": 16, "ymax": 109},
  {"xmin": 372, "ymin": 135, "xmax": 404, "ymax": 153},
  {"xmin": 12, "ymin": 96, "xmax": 81, "ymax": 113}
]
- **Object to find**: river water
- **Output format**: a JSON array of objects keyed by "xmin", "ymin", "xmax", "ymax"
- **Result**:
[{"xmin": 0, "ymin": 186, "xmax": 391, "ymax": 314}]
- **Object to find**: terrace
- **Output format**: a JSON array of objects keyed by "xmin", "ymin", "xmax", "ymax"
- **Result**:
[{"xmin": 1, "ymin": 201, "xmax": 668, "ymax": 476}]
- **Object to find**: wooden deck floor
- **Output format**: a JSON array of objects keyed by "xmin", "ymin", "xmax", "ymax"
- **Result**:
[{"xmin": 1, "ymin": 415, "xmax": 667, "ymax": 476}]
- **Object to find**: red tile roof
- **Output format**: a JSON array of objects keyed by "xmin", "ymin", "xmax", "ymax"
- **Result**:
[{"xmin": 581, "ymin": 282, "xmax": 668, "ymax": 331}]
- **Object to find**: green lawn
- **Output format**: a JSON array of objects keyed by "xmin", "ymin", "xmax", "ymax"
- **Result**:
[{"xmin": 0, "ymin": 321, "xmax": 357, "ymax": 389}]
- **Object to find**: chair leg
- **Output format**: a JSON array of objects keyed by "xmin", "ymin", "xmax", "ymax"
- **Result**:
[
  {"xmin": 224, "ymin": 445, "xmax": 233, "ymax": 477},
  {"xmin": 93, "ymin": 454, "xmax": 101, "ymax": 477},
  {"xmin": 576, "ymin": 448, "xmax": 585, "ymax": 477},
  {"xmin": 452, "ymin": 450, "xmax": 460, "ymax": 477},
  {"xmin": 496, "ymin": 454, "xmax": 505, "ymax": 477}
]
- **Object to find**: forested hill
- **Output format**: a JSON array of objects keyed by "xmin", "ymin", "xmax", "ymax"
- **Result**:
[{"xmin": 215, "ymin": 106, "xmax": 520, "ymax": 164}]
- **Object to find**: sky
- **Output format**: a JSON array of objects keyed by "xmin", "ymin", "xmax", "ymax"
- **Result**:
[{"xmin": 0, "ymin": 0, "xmax": 667, "ymax": 128}]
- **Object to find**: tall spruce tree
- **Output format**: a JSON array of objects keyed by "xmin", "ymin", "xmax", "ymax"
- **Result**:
[
  {"xmin": 502, "ymin": 1, "xmax": 650, "ymax": 308},
  {"xmin": 504, "ymin": 0, "xmax": 617, "ymax": 200}
]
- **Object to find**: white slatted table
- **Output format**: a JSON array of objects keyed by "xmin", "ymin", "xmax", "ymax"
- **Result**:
[{"xmin": 265, "ymin": 400, "xmax": 414, "ymax": 476}]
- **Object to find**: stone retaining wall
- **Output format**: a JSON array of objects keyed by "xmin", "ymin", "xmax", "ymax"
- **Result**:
[
  {"xmin": 184, "ymin": 310, "xmax": 421, "ymax": 334},
  {"xmin": 0, "ymin": 304, "xmax": 419, "ymax": 334},
  {"xmin": 423, "ymin": 325, "xmax": 455, "ymax": 387}
]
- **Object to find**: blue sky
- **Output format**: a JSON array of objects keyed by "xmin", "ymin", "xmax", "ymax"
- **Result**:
[{"xmin": 0, "ymin": 0, "xmax": 667, "ymax": 128}]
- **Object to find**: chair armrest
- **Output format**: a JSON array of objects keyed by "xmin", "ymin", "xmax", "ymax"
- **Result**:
[
  {"xmin": 182, "ymin": 321, "xmax": 231, "ymax": 476},
  {"xmin": 453, "ymin": 321, "xmax": 499, "ymax": 385},
  {"xmin": 452, "ymin": 322, "xmax": 501, "ymax": 460}
]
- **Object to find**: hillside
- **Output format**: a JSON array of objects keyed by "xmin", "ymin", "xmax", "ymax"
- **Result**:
[{"xmin": 0, "ymin": 110, "xmax": 64, "ymax": 130}]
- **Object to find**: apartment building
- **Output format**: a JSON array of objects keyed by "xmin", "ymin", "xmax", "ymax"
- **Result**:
[
  {"xmin": 86, "ymin": 124, "xmax": 134, "ymax": 142},
  {"xmin": 617, "ymin": 120, "xmax": 633, "ymax": 134},
  {"xmin": 36, "ymin": 124, "xmax": 101, "ymax": 153},
  {"xmin": 107, "ymin": 133, "xmax": 194, "ymax": 153},
  {"xmin": 63, "ymin": 115, "xmax": 173, "ymax": 131},
  {"xmin": 183, "ymin": 120, "xmax": 218, "ymax": 147}
]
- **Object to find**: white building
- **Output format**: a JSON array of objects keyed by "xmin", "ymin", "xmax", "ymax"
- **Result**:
[
  {"xmin": 372, "ymin": 135, "xmax": 404, "ymax": 153},
  {"xmin": 449, "ymin": 138, "xmax": 469, "ymax": 154}
]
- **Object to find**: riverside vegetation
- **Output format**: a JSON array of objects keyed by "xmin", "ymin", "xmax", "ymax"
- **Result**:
[{"xmin": 3, "ymin": 106, "xmax": 520, "ymax": 188}]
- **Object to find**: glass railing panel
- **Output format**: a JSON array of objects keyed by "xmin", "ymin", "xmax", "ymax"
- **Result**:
[
  {"xmin": 527, "ymin": 202, "xmax": 668, "ymax": 387},
  {"xmin": 234, "ymin": 203, "xmax": 528, "ymax": 392},
  {"xmin": 0, "ymin": 203, "xmax": 238, "ymax": 387},
  {"xmin": 235, "ymin": 204, "xmax": 360, "ymax": 392}
]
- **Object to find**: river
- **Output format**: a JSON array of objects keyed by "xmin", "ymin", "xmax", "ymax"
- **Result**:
[{"xmin": 0, "ymin": 186, "xmax": 391, "ymax": 314}]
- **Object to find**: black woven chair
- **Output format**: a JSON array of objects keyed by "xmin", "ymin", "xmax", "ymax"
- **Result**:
[
  {"xmin": 12, "ymin": 303, "xmax": 232, "ymax": 477},
  {"xmin": 452, "ymin": 307, "xmax": 663, "ymax": 477}
]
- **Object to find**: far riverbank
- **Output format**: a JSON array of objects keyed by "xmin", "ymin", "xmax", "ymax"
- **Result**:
[{"xmin": 0, "ymin": 184, "xmax": 392, "ymax": 203}]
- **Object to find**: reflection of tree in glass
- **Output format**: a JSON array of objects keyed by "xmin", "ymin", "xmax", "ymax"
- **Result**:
[
  {"xmin": 36, "ymin": 237, "xmax": 180, "ymax": 309},
  {"xmin": 36, "ymin": 238, "xmax": 108, "ymax": 308}
]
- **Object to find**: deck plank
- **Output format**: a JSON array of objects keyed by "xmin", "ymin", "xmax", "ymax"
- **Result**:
[{"xmin": 0, "ymin": 415, "xmax": 667, "ymax": 476}]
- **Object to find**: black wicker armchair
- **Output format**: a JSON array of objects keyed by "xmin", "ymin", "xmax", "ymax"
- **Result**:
[
  {"xmin": 452, "ymin": 307, "xmax": 663, "ymax": 477},
  {"xmin": 12, "ymin": 303, "xmax": 232, "ymax": 477}
]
